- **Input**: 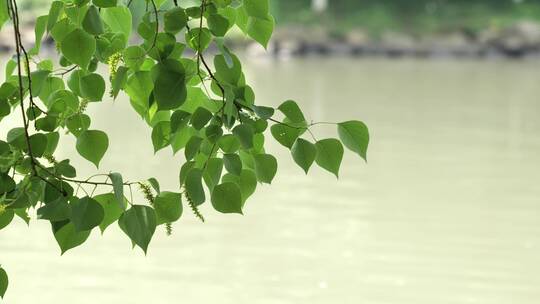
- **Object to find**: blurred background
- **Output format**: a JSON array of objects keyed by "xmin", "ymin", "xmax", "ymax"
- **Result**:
[
  {"xmin": 7, "ymin": 0, "xmax": 540, "ymax": 57},
  {"xmin": 1, "ymin": 1, "xmax": 540, "ymax": 303}
]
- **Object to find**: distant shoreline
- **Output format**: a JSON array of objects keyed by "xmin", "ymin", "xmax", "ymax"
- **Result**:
[
  {"xmin": 3, "ymin": 22, "xmax": 540, "ymax": 60},
  {"xmin": 235, "ymin": 22, "xmax": 540, "ymax": 59}
]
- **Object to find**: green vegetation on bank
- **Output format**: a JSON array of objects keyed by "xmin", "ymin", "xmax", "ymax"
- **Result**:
[
  {"xmin": 15, "ymin": 0, "xmax": 540, "ymax": 36},
  {"xmin": 272, "ymin": 0, "xmax": 540, "ymax": 36}
]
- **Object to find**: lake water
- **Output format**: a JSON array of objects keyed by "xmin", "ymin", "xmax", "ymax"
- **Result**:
[{"xmin": 1, "ymin": 57, "xmax": 540, "ymax": 303}]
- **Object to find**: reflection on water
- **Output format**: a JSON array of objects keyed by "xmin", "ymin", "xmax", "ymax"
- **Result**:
[{"xmin": 1, "ymin": 58, "xmax": 540, "ymax": 304}]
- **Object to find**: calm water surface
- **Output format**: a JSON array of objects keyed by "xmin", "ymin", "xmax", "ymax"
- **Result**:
[{"xmin": 1, "ymin": 58, "xmax": 540, "ymax": 303}]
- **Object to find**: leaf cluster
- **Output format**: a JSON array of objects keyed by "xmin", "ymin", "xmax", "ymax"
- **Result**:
[{"xmin": 0, "ymin": 0, "xmax": 369, "ymax": 298}]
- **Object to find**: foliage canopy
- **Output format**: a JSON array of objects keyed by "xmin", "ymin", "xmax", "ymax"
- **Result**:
[{"xmin": 0, "ymin": 0, "xmax": 369, "ymax": 298}]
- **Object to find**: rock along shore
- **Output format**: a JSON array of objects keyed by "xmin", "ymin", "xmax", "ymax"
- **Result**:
[
  {"xmin": 237, "ymin": 21, "xmax": 540, "ymax": 59},
  {"xmin": 2, "ymin": 21, "xmax": 540, "ymax": 59}
]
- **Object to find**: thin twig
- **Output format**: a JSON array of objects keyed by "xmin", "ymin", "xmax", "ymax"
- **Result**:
[
  {"xmin": 36, "ymin": 163, "xmax": 137, "ymax": 187},
  {"xmin": 53, "ymin": 65, "xmax": 77, "ymax": 77}
]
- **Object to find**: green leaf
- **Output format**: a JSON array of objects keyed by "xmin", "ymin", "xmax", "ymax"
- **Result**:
[
  {"xmin": 61, "ymin": 29, "xmax": 96, "ymax": 70},
  {"xmin": 109, "ymin": 172, "xmax": 125, "ymax": 210},
  {"xmin": 244, "ymin": 0, "xmax": 269, "ymax": 19},
  {"xmin": 0, "ymin": 209, "xmax": 14, "ymax": 230},
  {"xmin": 222, "ymin": 169, "xmax": 257, "ymax": 204},
  {"xmin": 64, "ymin": 3, "xmax": 89, "ymax": 26},
  {"xmin": 29, "ymin": 70, "xmax": 50, "ymax": 97},
  {"xmin": 80, "ymin": 73, "xmax": 105, "ymax": 101},
  {"xmin": 203, "ymin": 158, "xmax": 223, "ymax": 191},
  {"xmin": 94, "ymin": 193, "xmax": 126, "ymax": 234},
  {"xmin": 52, "ymin": 221, "xmax": 91, "ymax": 255},
  {"xmin": 185, "ymin": 6, "xmax": 201, "ymax": 17},
  {"xmin": 233, "ymin": 124, "xmax": 254, "ymax": 149},
  {"xmin": 39, "ymin": 76, "xmax": 65, "ymax": 102},
  {"xmin": 66, "ymin": 114, "xmax": 91, "ymax": 137},
  {"xmin": 26, "ymin": 177, "xmax": 45, "ymax": 207},
  {"xmin": 0, "ymin": 82, "xmax": 16, "ymax": 100},
  {"xmin": 223, "ymin": 153, "xmax": 242, "ymax": 175},
  {"xmin": 212, "ymin": 0, "xmax": 233, "ymax": 8},
  {"xmin": 29, "ymin": 133, "xmax": 48, "ymax": 157},
  {"xmin": 190, "ymin": 107, "xmax": 212, "ymax": 130},
  {"xmin": 240, "ymin": 150, "xmax": 256, "ymax": 170},
  {"xmin": 253, "ymin": 153, "xmax": 277, "ymax": 184},
  {"xmin": 148, "ymin": 178, "xmax": 160, "ymax": 194},
  {"xmin": 5, "ymin": 58, "xmax": 17, "ymax": 79},
  {"xmin": 151, "ymin": 121, "xmax": 171, "ymax": 153},
  {"xmin": 253, "ymin": 105, "xmax": 274, "ymax": 120},
  {"xmin": 101, "ymin": 6, "xmax": 132, "ymax": 38},
  {"xmin": 1, "ymin": 99, "xmax": 15, "ymax": 119},
  {"xmin": 214, "ymin": 53, "xmax": 242, "ymax": 85},
  {"xmin": 291, "ymin": 138, "xmax": 317, "ymax": 174},
  {"xmin": 278, "ymin": 100, "xmax": 306, "ymax": 123},
  {"xmin": 96, "ymin": 32, "xmax": 128, "ymax": 60},
  {"xmin": 37, "ymin": 59, "xmax": 54, "ymax": 71},
  {"xmin": 76, "ymin": 130, "xmax": 109, "ymax": 168},
  {"xmin": 152, "ymin": 0, "xmax": 168, "ymax": 8},
  {"xmin": 0, "ymin": 267, "xmax": 7, "ymax": 299},
  {"xmin": 270, "ymin": 123, "xmax": 301, "ymax": 148},
  {"xmin": 44, "ymin": 132, "xmax": 60, "ymax": 155},
  {"xmin": 153, "ymin": 59, "xmax": 187, "ymax": 110},
  {"xmin": 338, "ymin": 120, "xmax": 370, "ymax": 161},
  {"xmin": 123, "ymin": 45, "xmax": 146, "ymax": 71},
  {"xmin": 93, "ymin": 0, "xmax": 117, "ymax": 8},
  {"xmin": 137, "ymin": 12, "xmax": 157, "ymax": 40},
  {"xmin": 154, "ymin": 191, "xmax": 182, "ymax": 224},
  {"xmin": 111, "ymin": 66, "xmax": 128, "ymax": 99},
  {"xmin": 218, "ymin": 134, "xmax": 240, "ymax": 153},
  {"xmin": 0, "ymin": 100, "xmax": 9, "ymax": 118},
  {"xmin": 249, "ymin": 15, "xmax": 274, "ymax": 49},
  {"xmin": 0, "ymin": 98, "xmax": 8, "ymax": 116},
  {"xmin": 179, "ymin": 161, "xmax": 195, "ymax": 186},
  {"xmin": 237, "ymin": 8, "xmax": 274, "ymax": 48},
  {"xmin": 44, "ymin": 179, "xmax": 74, "ymax": 203},
  {"xmin": 215, "ymin": 37, "xmax": 234, "ymax": 67},
  {"xmin": 56, "ymin": 160, "xmax": 77, "ymax": 178},
  {"xmin": 51, "ymin": 18, "xmax": 76, "ymax": 43},
  {"xmin": 208, "ymin": 13, "xmax": 230, "ymax": 36},
  {"xmin": 67, "ymin": 70, "xmax": 83, "ymax": 96},
  {"xmin": 118, "ymin": 205, "xmax": 157, "ymax": 254},
  {"xmin": 205, "ymin": 125, "xmax": 223, "ymax": 143},
  {"xmin": 70, "ymin": 196, "xmax": 105, "ymax": 232},
  {"xmin": 36, "ymin": 116, "xmax": 58, "ymax": 132},
  {"xmin": 164, "ymin": 7, "xmax": 187, "ymax": 34},
  {"xmin": 0, "ymin": 140, "xmax": 9, "ymax": 154},
  {"xmin": 125, "ymin": 71, "xmax": 153, "ymax": 115},
  {"xmin": 37, "ymin": 198, "xmax": 71, "ymax": 222},
  {"xmin": 14, "ymin": 208, "xmax": 31, "ymax": 225},
  {"xmin": 186, "ymin": 28, "xmax": 212, "ymax": 51},
  {"xmin": 253, "ymin": 119, "xmax": 268, "ymax": 134},
  {"xmin": 170, "ymin": 110, "xmax": 191, "ymax": 133},
  {"xmin": 171, "ymin": 126, "xmax": 196, "ymax": 154},
  {"xmin": 47, "ymin": 1, "xmax": 64, "ymax": 32},
  {"xmin": 83, "ymin": 5, "xmax": 104, "ymax": 35},
  {"xmin": 6, "ymin": 128, "xmax": 25, "ymax": 148},
  {"xmin": 146, "ymin": 32, "xmax": 176, "ymax": 60},
  {"xmin": 185, "ymin": 168, "xmax": 205, "ymax": 206},
  {"xmin": 185, "ymin": 136, "xmax": 203, "ymax": 161},
  {"xmin": 0, "ymin": 1, "xmax": 8, "ymax": 32},
  {"xmin": 315, "ymin": 139, "xmax": 344, "ymax": 178},
  {"xmin": 47, "ymin": 89, "xmax": 79, "ymax": 114},
  {"xmin": 211, "ymin": 182, "xmax": 243, "ymax": 214},
  {"xmin": 0, "ymin": 174, "xmax": 15, "ymax": 195}
]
